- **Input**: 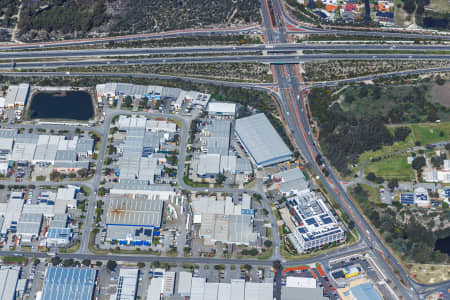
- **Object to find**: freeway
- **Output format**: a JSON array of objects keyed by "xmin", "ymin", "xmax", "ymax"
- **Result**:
[
  {"xmin": 0, "ymin": 25, "xmax": 263, "ymax": 51},
  {"xmin": 2, "ymin": 53, "xmax": 450, "ymax": 69},
  {"xmin": 1, "ymin": 43, "xmax": 449, "ymax": 60},
  {"xmin": 260, "ymin": 0, "xmax": 450, "ymax": 299}
]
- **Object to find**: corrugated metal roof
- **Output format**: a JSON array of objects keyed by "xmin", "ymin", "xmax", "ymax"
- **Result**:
[
  {"xmin": 230, "ymin": 279, "xmax": 245, "ymax": 300},
  {"xmin": 115, "ymin": 269, "xmax": 138, "ymax": 300},
  {"xmin": 204, "ymin": 282, "xmax": 219, "ymax": 300},
  {"xmin": 41, "ymin": 268, "xmax": 96, "ymax": 300},
  {"xmin": 106, "ymin": 198, "xmax": 163, "ymax": 227},
  {"xmin": 177, "ymin": 272, "xmax": 192, "ymax": 296},
  {"xmin": 190, "ymin": 277, "xmax": 205, "ymax": 300},
  {"xmin": 234, "ymin": 113, "xmax": 292, "ymax": 166},
  {"xmin": 0, "ymin": 266, "xmax": 20, "ymax": 300}
]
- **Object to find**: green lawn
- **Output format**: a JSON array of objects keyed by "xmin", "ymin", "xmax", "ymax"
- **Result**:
[
  {"xmin": 350, "ymin": 183, "xmax": 381, "ymax": 204},
  {"xmin": 356, "ymin": 122, "xmax": 450, "ymax": 168},
  {"xmin": 364, "ymin": 155, "xmax": 415, "ymax": 181},
  {"xmin": 409, "ymin": 122, "xmax": 450, "ymax": 145}
]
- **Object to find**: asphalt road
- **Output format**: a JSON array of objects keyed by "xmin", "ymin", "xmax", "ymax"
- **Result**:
[
  {"xmin": 1, "ymin": 43, "xmax": 449, "ymax": 60},
  {"xmin": 3, "ymin": 53, "xmax": 450, "ymax": 70}
]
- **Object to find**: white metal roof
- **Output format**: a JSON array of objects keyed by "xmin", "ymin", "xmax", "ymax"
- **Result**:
[
  {"xmin": 115, "ymin": 269, "xmax": 139, "ymax": 300},
  {"xmin": 286, "ymin": 277, "xmax": 317, "ymax": 289},
  {"xmin": 234, "ymin": 113, "xmax": 292, "ymax": 166},
  {"xmin": 0, "ymin": 266, "xmax": 20, "ymax": 300},
  {"xmin": 207, "ymin": 102, "xmax": 236, "ymax": 115},
  {"xmin": 177, "ymin": 271, "xmax": 192, "ymax": 296}
]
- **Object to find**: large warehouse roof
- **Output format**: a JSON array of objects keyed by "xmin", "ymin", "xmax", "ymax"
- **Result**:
[
  {"xmin": 234, "ymin": 113, "xmax": 292, "ymax": 167},
  {"xmin": 0, "ymin": 266, "xmax": 20, "ymax": 300},
  {"xmin": 41, "ymin": 267, "xmax": 97, "ymax": 300},
  {"xmin": 106, "ymin": 198, "xmax": 163, "ymax": 227}
]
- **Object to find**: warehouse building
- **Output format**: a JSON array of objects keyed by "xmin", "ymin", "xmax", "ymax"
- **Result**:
[
  {"xmin": 200, "ymin": 119, "xmax": 231, "ymax": 155},
  {"xmin": 191, "ymin": 196, "xmax": 258, "ymax": 246},
  {"xmin": 6, "ymin": 133, "xmax": 93, "ymax": 167},
  {"xmin": 207, "ymin": 102, "xmax": 236, "ymax": 118},
  {"xmin": 16, "ymin": 212, "xmax": 43, "ymax": 243},
  {"xmin": 0, "ymin": 191, "xmax": 24, "ymax": 236},
  {"xmin": 148, "ymin": 273, "xmax": 273, "ymax": 300},
  {"xmin": 113, "ymin": 269, "xmax": 139, "ymax": 300},
  {"xmin": 5, "ymin": 84, "xmax": 29, "ymax": 111},
  {"xmin": 41, "ymin": 267, "xmax": 97, "ymax": 300},
  {"xmin": 105, "ymin": 196, "xmax": 163, "ymax": 244},
  {"xmin": 197, "ymin": 154, "xmax": 253, "ymax": 178},
  {"xmin": 46, "ymin": 227, "xmax": 72, "ymax": 247},
  {"xmin": 146, "ymin": 120, "xmax": 177, "ymax": 133},
  {"xmin": 0, "ymin": 266, "xmax": 21, "ymax": 300},
  {"xmin": 234, "ymin": 113, "xmax": 292, "ymax": 167},
  {"xmin": 109, "ymin": 180, "xmax": 177, "ymax": 201},
  {"xmin": 117, "ymin": 115, "xmax": 171, "ymax": 184},
  {"xmin": 272, "ymin": 168, "xmax": 309, "ymax": 196},
  {"xmin": 177, "ymin": 271, "xmax": 192, "ymax": 296},
  {"xmin": 287, "ymin": 192, "xmax": 345, "ymax": 253}
]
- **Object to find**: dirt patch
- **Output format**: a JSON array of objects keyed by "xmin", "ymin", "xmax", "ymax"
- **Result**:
[
  {"xmin": 431, "ymin": 82, "xmax": 450, "ymax": 107},
  {"xmin": 408, "ymin": 263, "xmax": 450, "ymax": 284}
]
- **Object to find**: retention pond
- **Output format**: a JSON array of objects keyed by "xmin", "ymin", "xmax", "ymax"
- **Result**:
[{"xmin": 29, "ymin": 90, "xmax": 94, "ymax": 121}]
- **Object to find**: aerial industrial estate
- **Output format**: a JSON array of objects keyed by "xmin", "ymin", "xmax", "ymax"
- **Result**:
[{"xmin": 0, "ymin": 0, "xmax": 448, "ymax": 299}]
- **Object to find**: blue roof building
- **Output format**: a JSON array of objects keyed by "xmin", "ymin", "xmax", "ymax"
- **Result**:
[
  {"xmin": 42, "ymin": 267, "xmax": 97, "ymax": 300},
  {"xmin": 350, "ymin": 283, "xmax": 382, "ymax": 300}
]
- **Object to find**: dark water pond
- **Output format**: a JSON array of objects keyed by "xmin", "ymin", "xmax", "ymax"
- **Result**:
[
  {"xmin": 29, "ymin": 91, "xmax": 94, "ymax": 120},
  {"xmin": 434, "ymin": 236, "xmax": 450, "ymax": 255}
]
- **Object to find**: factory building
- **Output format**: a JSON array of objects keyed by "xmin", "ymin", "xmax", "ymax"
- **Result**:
[
  {"xmin": 234, "ymin": 113, "xmax": 292, "ymax": 167},
  {"xmin": 272, "ymin": 168, "xmax": 309, "ymax": 196},
  {"xmin": 109, "ymin": 180, "xmax": 177, "ymax": 202},
  {"xmin": 113, "ymin": 269, "xmax": 139, "ymax": 300},
  {"xmin": 41, "ymin": 267, "xmax": 97, "ymax": 300},
  {"xmin": 0, "ymin": 130, "xmax": 94, "ymax": 168},
  {"xmin": 105, "ymin": 196, "xmax": 163, "ymax": 244},
  {"xmin": 197, "ymin": 154, "xmax": 253, "ymax": 178},
  {"xmin": 287, "ymin": 192, "xmax": 345, "ymax": 253},
  {"xmin": 0, "ymin": 191, "xmax": 24, "ymax": 235},
  {"xmin": 116, "ymin": 115, "xmax": 173, "ymax": 185},
  {"xmin": 191, "ymin": 196, "xmax": 258, "ymax": 246},
  {"xmin": 96, "ymin": 83, "xmax": 210, "ymax": 109},
  {"xmin": 207, "ymin": 102, "xmax": 237, "ymax": 118},
  {"xmin": 0, "ymin": 266, "xmax": 21, "ymax": 300},
  {"xmin": 147, "ymin": 272, "xmax": 273, "ymax": 300},
  {"xmin": 200, "ymin": 119, "xmax": 232, "ymax": 155}
]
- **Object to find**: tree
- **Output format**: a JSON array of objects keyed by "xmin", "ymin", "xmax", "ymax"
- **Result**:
[
  {"xmin": 216, "ymin": 172, "xmax": 225, "ymax": 184},
  {"xmin": 394, "ymin": 127, "xmax": 411, "ymax": 142},
  {"xmin": 412, "ymin": 156, "xmax": 426, "ymax": 171},
  {"xmin": 107, "ymin": 260, "xmax": 117, "ymax": 271},
  {"xmin": 51, "ymin": 256, "xmax": 62, "ymax": 265},
  {"xmin": 436, "ymin": 75, "xmax": 445, "ymax": 86},
  {"xmin": 33, "ymin": 258, "xmax": 40, "ymax": 266},
  {"xmin": 242, "ymin": 264, "xmax": 252, "ymax": 271},
  {"xmin": 82, "ymin": 259, "xmax": 91, "ymax": 266},
  {"xmin": 366, "ymin": 172, "xmax": 377, "ymax": 182},
  {"xmin": 137, "ymin": 262, "xmax": 145, "ymax": 268},
  {"xmin": 348, "ymin": 220, "xmax": 355, "ymax": 230},
  {"xmin": 273, "ymin": 260, "xmax": 281, "ymax": 270},
  {"xmin": 388, "ymin": 179, "xmax": 399, "ymax": 191},
  {"xmin": 264, "ymin": 240, "xmax": 273, "ymax": 248}
]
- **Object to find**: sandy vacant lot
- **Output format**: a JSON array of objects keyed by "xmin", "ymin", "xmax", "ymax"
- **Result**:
[
  {"xmin": 431, "ymin": 82, "xmax": 450, "ymax": 107},
  {"xmin": 408, "ymin": 263, "xmax": 450, "ymax": 284}
]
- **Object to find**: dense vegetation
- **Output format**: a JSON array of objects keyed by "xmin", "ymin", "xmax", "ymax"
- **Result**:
[
  {"xmin": 309, "ymin": 85, "xmax": 449, "ymax": 175},
  {"xmin": 401, "ymin": 0, "xmax": 449, "ymax": 29},
  {"xmin": 0, "ymin": 0, "xmax": 20, "ymax": 28},
  {"xmin": 18, "ymin": 0, "xmax": 260, "ymax": 40},
  {"xmin": 351, "ymin": 184, "xmax": 449, "ymax": 264}
]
